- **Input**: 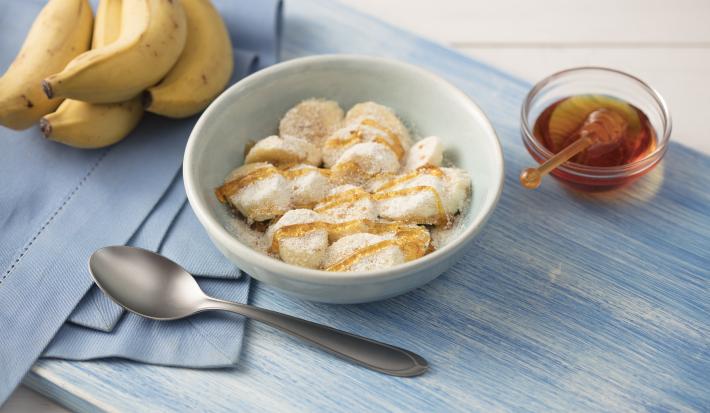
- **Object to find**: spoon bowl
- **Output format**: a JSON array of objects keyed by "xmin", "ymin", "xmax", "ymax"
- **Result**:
[{"xmin": 90, "ymin": 246, "xmax": 206, "ymax": 320}]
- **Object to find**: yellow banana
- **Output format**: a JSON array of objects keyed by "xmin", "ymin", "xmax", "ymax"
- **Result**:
[
  {"xmin": 92, "ymin": 0, "xmax": 124, "ymax": 48},
  {"xmin": 41, "ymin": 99, "xmax": 143, "ymax": 148},
  {"xmin": 41, "ymin": 0, "xmax": 144, "ymax": 149},
  {"xmin": 144, "ymin": 0, "xmax": 233, "ymax": 118},
  {"xmin": 43, "ymin": 0, "xmax": 187, "ymax": 103},
  {"xmin": 0, "ymin": 0, "xmax": 92, "ymax": 130}
]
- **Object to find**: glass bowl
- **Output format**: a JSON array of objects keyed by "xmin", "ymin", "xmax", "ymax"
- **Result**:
[{"xmin": 520, "ymin": 67, "xmax": 672, "ymax": 191}]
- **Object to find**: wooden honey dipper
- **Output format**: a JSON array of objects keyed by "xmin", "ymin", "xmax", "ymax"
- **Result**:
[{"xmin": 520, "ymin": 108, "xmax": 628, "ymax": 189}]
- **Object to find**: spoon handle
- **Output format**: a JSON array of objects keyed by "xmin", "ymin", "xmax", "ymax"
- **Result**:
[{"xmin": 203, "ymin": 298, "xmax": 428, "ymax": 377}]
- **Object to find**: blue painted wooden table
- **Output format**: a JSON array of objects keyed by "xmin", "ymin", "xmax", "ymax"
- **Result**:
[{"xmin": 24, "ymin": 0, "xmax": 709, "ymax": 411}]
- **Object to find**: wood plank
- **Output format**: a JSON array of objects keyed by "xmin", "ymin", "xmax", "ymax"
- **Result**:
[
  {"xmin": 339, "ymin": 0, "xmax": 710, "ymax": 44},
  {"xmin": 458, "ymin": 47, "xmax": 710, "ymax": 155}
]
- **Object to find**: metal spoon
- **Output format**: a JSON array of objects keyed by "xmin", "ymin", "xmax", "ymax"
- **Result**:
[{"xmin": 88, "ymin": 246, "xmax": 428, "ymax": 377}]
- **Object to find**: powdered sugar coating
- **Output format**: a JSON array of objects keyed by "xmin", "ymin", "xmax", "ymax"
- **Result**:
[
  {"xmin": 286, "ymin": 164, "xmax": 332, "ymax": 208},
  {"xmin": 404, "ymin": 136, "xmax": 444, "ymax": 172},
  {"xmin": 245, "ymin": 135, "xmax": 321, "ymax": 166},
  {"xmin": 374, "ymin": 172, "xmax": 447, "ymax": 224},
  {"xmin": 441, "ymin": 167, "xmax": 472, "ymax": 214},
  {"xmin": 323, "ymin": 232, "xmax": 405, "ymax": 271},
  {"xmin": 279, "ymin": 99, "xmax": 344, "ymax": 146},
  {"xmin": 266, "ymin": 209, "xmax": 329, "ymax": 269},
  {"xmin": 323, "ymin": 119, "xmax": 407, "ymax": 168},
  {"xmin": 266, "ymin": 209, "xmax": 323, "ymax": 244},
  {"xmin": 345, "ymin": 101, "xmax": 412, "ymax": 148},
  {"xmin": 225, "ymin": 162, "xmax": 271, "ymax": 182},
  {"xmin": 227, "ymin": 218, "xmax": 269, "ymax": 254},
  {"xmin": 332, "ymin": 142, "xmax": 400, "ymax": 183},
  {"xmin": 314, "ymin": 185, "xmax": 377, "ymax": 223},
  {"xmin": 322, "ymin": 125, "xmax": 358, "ymax": 168},
  {"xmin": 225, "ymin": 163, "xmax": 290, "ymax": 222}
]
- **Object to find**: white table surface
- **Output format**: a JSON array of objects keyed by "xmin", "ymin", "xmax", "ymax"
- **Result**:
[{"xmin": 3, "ymin": 0, "xmax": 708, "ymax": 411}]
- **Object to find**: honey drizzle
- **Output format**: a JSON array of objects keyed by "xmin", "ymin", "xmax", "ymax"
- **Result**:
[
  {"xmin": 282, "ymin": 166, "xmax": 331, "ymax": 179},
  {"xmin": 371, "ymin": 166, "xmax": 449, "ymax": 225},
  {"xmin": 324, "ymin": 118, "xmax": 405, "ymax": 160},
  {"xmin": 360, "ymin": 118, "xmax": 406, "ymax": 160},
  {"xmin": 215, "ymin": 165, "xmax": 280, "ymax": 203},
  {"xmin": 313, "ymin": 187, "xmax": 370, "ymax": 213},
  {"xmin": 376, "ymin": 165, "xmax": 444, "ymax": 192},
  {"xmin": 269, "ymin": 219, "xmax": 431, "ymax": 271},
  {"xmin": 324, "ymin": 129, "xmax": 363, "ymax": 150},
  {"xmin": 372, "ymin": 186, "xmax": 448, "ymax": 226},
  {"xmin": 270, "ymin": 221, "xmax": 329, "ymax": 254},
  {"xmin": 320, "ymin": 167, "xmax": 449, "ymax": 224},
  {"xmin": 216, "ymin": 165, "xmax": 330, "ymax": 203},
  {"xmin": 325, "ymin": 226, "xmax": 430, "ymax": 272},
  {"xmin": 252, "ymin": 150, "xmax": 306, "ymax": 166},
  {"xmin": 325, "ymin": 240, "xmax": 401, "ymax": 272},
  {"xmin": 331, "ymin": 160, "xmax": 369, "ymax": 183}
]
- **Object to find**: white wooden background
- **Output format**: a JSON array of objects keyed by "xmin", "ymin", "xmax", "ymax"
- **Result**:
[{"xmin": 3, "ymin": 0, "xmax": 708, "ymax": 411}]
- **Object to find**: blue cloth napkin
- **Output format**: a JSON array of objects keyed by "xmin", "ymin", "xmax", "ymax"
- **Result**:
[
  {"xmin": 0, "ymin": 0, "xmax": 282, "ymax": 404},
  {"xmin": 66, "ymin": 173, "xmax": 243, "ymax": 332}
]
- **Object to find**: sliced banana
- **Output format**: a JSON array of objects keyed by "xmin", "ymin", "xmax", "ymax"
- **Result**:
[
  {"xmin": 323, "ymin": 120, "xmax": 405, "ymax": 168},
  {"xmin": 441, "ymin": 167, "xmax": 472, "ymax": 214},
  {"xmin": 279, "ymin": 99, "xmax": 344, "ymax": 146},
  {"xmin": 364, "ymin": 173, "xmax": 396, "ymax": 193},
  {"xmin": 345, "ymin": 102, "xmax": 412, "ymax": 149},
  {"xmin": 323, "ymin": 232, "xmax": 405, "ymax": 272},
  {"xmin": 374, "ymin": 172, "xmax": 448, "ymax": 225},
  {"xmin": 314, "ymin": 185, "xmax": 377, "ymax": 224},
  {"xmin": 404, "ymin": 136, "xmax": 444, "ymax": 172},
  {"xmin": 284, "ymin": 164, "xmax": 331, "ymax": 208},
  {"xmin": 322, "ymin": 125, "xmax": 359, "ymax": 168},
  {"xmin": 244, "ymin": 135, "xmax": 321, "ymax": 167},
  {"xmin": 331, "ymin": 142, "xmax": 400, "ymax": 183},
  {"xmin": 266, "ymin": 209, "xmax": 328, "ymax": 269},
  {"xmin": 224, "ymin": 161, "xmax": 270, "ymax": 182},
  {"xmin": 328, "ymin": 184, "xmax": 361, "ymax": 195},
  {"xmin": 221, "ymin": 163, "xmax": 290, "ymax": 222}
]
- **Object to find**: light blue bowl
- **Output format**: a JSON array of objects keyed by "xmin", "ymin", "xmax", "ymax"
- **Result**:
[{"xmin": 184, "ymin": 55, "xmax": 504, "ymax": 303}]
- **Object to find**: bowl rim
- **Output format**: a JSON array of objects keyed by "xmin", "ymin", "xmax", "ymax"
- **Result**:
[{"xmin": 184, "ymin": 54, "xmax": 504, "ymax": 285}]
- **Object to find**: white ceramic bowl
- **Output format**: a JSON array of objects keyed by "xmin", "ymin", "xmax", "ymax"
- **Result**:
[{"xmin": 184, "ymin": 55, "xmax": 504, "ymax": 303}]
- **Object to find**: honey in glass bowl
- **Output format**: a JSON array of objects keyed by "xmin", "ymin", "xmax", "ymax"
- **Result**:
[
  {"xmin": 521, "ymin": 67, "xmax": 672, "ymax": 192},
  {"xmin": 534, "ymin": 95, "xmax": 656, "ymax": 167}
]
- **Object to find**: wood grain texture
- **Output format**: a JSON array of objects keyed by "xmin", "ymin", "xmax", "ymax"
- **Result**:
[{"xmin": 21, "ymin": 0, "xmax": 710, "ymax": 412}]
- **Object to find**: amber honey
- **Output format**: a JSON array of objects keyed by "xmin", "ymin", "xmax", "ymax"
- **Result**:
[{"xmin": 533, "ymin": 95, "xmax": 656, "ymax": 168}]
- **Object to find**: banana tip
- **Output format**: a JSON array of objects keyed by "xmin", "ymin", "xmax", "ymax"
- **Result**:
[
  {"xmin": 42, "ymin": 80, "xmax": 54, "ymax": 99},
  {"xmin": 39, "ymin": 118, "xmax": 52, "ymax": 137}
]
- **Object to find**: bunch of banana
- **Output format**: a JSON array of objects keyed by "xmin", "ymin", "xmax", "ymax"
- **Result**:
[
  {"xmin": 0, "ymin": 0, "xmax": 234, "ymax": 148},
  {"xmin": 41, "ymin": 0, "xmax": 144, "ymax": 148}
]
